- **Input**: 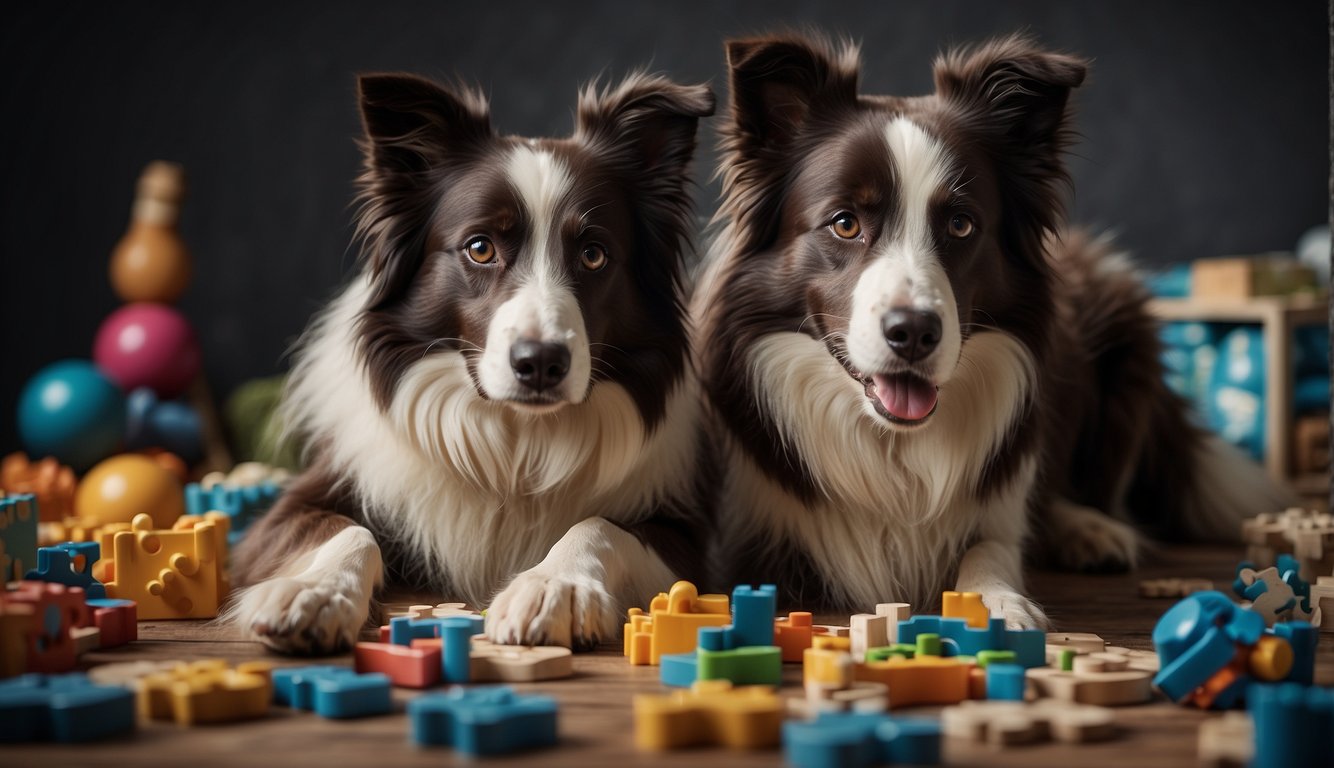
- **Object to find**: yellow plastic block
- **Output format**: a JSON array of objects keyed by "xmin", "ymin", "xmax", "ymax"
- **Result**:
[
  {"xmin": 138, "ymin": 659, "xmax": 273, "ymax": 725},
  {"xmin": 105, "ymin": 513, "xmax": 224, "ymax": 619},
  {"xmin": 942, "ymin": 591, "xmax": 989, "ymax": 629},
  {"xmin": 624, "ymin": 581, "xmax": 730, "ymax": 666},
  {"xmin": 172, "ymin": 511, "xmax": 231, "ymax": 596},
  {"xmin": 855, "ymin": 655, "xmax": 975, "ymax": 708},
  {"xmin": 634, "ymin": 680, "xmax": 782, "ymax": 751},
  {"xmin": 803, "ymin": 643, "xmax": 853, "ymax": 689}
]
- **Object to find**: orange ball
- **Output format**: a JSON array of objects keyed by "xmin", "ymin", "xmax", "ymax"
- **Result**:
[
  {"xmin": 75, "ymin": 453, "xmax": 184, "ymax": 529},
  {"xmin": 109, "ymin": 225, "xmax": 192, "ymax": 303}
]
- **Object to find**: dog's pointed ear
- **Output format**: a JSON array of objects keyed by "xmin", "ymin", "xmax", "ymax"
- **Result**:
[
  {"xmin": 576, "ymin": 74, "xmax": 714, "ymax": 257},
  {"xmin": 933, "ymin": 36, "xmax": 1086, "ymax": 151},
  {"xmin": 358, "ymin": 73, "xmax": 492, "ymax": 172},
  {"xmin": 725, "ymin": 36, "xmax": 860, "ymax": 153},
  {"xmin": 576, "ymin": 74, "xmax": 714, "ymax": 180}
]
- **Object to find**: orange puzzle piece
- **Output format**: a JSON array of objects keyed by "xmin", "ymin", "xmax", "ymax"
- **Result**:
[
  {"xmin": 942, "ymin": 591, "xmax": 990, "ymax": 629},
  {"xmin": 104, "ymin": 513, "xmax": 224, "ymax": 619},
  {"xmin": 624, "ymin": 581, "xmax": 730, "ymax": 666}
]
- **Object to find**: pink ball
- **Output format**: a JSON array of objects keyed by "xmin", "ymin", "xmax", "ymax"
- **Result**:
[{"xmin": 93, "ymin": 303, "xmax": 201, "ymax": 398}]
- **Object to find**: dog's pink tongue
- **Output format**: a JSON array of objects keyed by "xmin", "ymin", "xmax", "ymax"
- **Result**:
[{"xmin": 873, "ymin": 374, "xmax": 938, "ymax": 421}]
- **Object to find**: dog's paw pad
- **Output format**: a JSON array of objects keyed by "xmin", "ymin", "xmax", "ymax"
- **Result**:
[{"xmin": 485, "ymin": 571, "xmax": 616, "ymax": 648}]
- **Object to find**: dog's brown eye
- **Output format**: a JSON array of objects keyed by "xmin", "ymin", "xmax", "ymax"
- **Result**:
[
  {"xmin": 830, "ymin": 212, "xmax": 861, "ymax": 239},
  {"xmin": 948, "ymin": 214, "xmax": 975, "ymax": 239},
  {"xmin": 464, "ymin": 237, "xmax": 497, "ymax": 264},
  {"xmin": 580, "ymin": 243, "xmax": 608, "ymax": 271}
]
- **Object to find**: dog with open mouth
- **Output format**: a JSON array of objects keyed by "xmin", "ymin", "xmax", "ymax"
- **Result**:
[
  {"xmin": 694, "ymin": 33, "xmax": 1290, "ymax": 628},
  {"xmin": 227, "ymin": 71, "xmax": 714, "ymax": 653}
]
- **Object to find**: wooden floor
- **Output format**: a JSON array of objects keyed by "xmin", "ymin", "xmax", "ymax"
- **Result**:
[{"xmin": 6, "ymin": 544, "xmax": 1332, "ymax": 767}]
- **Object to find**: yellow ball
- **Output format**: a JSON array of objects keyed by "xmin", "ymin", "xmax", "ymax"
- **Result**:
[
  {"xmin": 75, "ymin": 454, "xmax": 184, "ymax": 529},
  {"xmin": 1248, "ymin": 635, "xmax": 1294, "ymax": 681}
]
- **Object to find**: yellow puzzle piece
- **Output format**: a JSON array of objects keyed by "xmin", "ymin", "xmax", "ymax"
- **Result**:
[
  {"xmin": 105, "ymin": 513, "xmax": 227, "ymax": 619},
  {"xmin": 138, "ymin": 659, "xmax": 273, "ymax": 725},
  {"xmin": 634, "ymin": 680, "xmax": 783, "ymax": 751},
  {"xmin": 624, "ymin": 581, "xmax": 730, "ymax": 665}
]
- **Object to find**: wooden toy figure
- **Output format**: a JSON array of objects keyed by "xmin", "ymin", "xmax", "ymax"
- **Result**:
[{"xmin": 109, "ymin": 161, "xmax": 191, "ymax": 304}]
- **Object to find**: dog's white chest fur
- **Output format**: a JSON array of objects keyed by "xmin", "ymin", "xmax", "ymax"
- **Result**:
[
  {"xmin": 284, "ymin": 277, "xmax": 696, "ymax": 604},
  {"xmin": 721, "ymin": 330, "xmax": 1037, "ymax": 608}
]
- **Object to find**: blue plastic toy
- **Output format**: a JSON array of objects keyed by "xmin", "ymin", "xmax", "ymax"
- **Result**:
[
  {"xmin": 184, "ymin": 480, "xmax": 283, "ymax": 546},
  {"xmin": 659, "ymin": 585, "xmax": 782, "ymax": 687},
  {"xmin": 986, "ymin": 663, "xmax": 1026, "ymax": 701},
  {"xmin": 1273, "ymin": 622, "xmax": 1317, "ymax": 686},
  {"xmin": 388, "ymin": 615, "xmax": 481, "ymax": 683},
  {"xmin": 271, "ymin": 665, "xmax": 392, "ymax": 719},
  {"xmin": 125, "ymin": 387, "xmax": 204, "ymax": 465},
  {"xmin": 25, "ymin": 542, "xmax": 106, "ymax": 598},
  {"xmin": 1, "ymin": 494, "xmax": 38, "ymax": 583},
  {"xmin": 1249, "ymin": 683, "xmax": 1334, "ymax": 768},
  {"xmin": 408, "ymin": 686, "xmax": 558, "ymax": 756},
  {"xmin": 17, "ymin": 359, "xmax": 126, "ymax": 472},
  {"xmin": 0, "ymin": 673, "xmax": 136, "ymax": 743},
  {"xmin": 1152, "ymin": 591, "xmax": 1263, "ymax": 703},
  {"xmin": 896, "ymin": 616, "xmax": 1044, "ymax": 668},
  {"xmin": 784, "ymin": 711, "xmax": 941, "ymax": 768}
]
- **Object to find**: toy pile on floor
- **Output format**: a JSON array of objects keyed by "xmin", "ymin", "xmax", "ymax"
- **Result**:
[{"xmin": 2, "ymin": 498, "xmax": 1333, "ymax": 764}]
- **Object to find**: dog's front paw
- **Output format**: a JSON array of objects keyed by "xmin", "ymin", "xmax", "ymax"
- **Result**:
[
  {"xmin": 1047, "ymin": 500, "xmax": 1140, "ymax": 572},
  {"xmin": 228, "ymin": 576, "xmax": 370, "ymax": 655},
  {"xmin": 978, "ymin": 589, "xmax": 1050, "ymax": 631},
  {"xmin": 486, "ymin": 570, "xmax": 617, "ymax": 649}
]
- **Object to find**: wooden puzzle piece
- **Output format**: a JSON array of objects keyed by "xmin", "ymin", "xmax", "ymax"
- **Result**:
[
  {"xmin": 849, "ymin": 614, "xmax": 889, "ymax": 661},
  {"xmin": 875, "ymin": 602, "xmax": 911, "ymax": 643},
  {"xmin": 942, "ymin": 699, "xmax": 1118, "ymax": 746},
  {"xmin": 137, "ymin": 659, "xmax": 273, "ymax": 725},
  {"xmin": 634, "ymin": 679, "xmax": 783, "ymax": 751},
  {"xmin": 1236, "ymin": 565, "xmax": 1315, "ymax": 625},
  {"xmin": 1198, "ymin": 711, "xmax": 1253, "ymax": 767},
  {"xmin": 469, "ymin": 638, "xmax": 573, "ymax": 682},
  {"xmin": 87, "ymin": 660, "xmax": 181, "ymax": 686},
  {"xmin": 1026, "ymin": 651, "xmax": 1154, "ymax": 705},
  {"xmin": 1139, "ymin": 578, "xmax": 1214, "ymax": 598}
]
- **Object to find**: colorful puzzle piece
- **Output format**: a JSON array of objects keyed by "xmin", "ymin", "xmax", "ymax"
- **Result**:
[
  {"xmin": 634, "ymin": 679, "xmax": 783, "ymax": 751},
  {"xmin": 942, "ymin": 699, "xmax": 1118, "ymax": 746},
  {"xmin": 1, "ymin": 494, "xmax": 38, "ymax": 583},
  {"xmin": 271, "ymin": 665, "xmax": 392, "ymax": 719},
  {"xmin": 0, "ymin": 672, "xmax": 136, "ymax": 743},
  {"xmin": 784, "ymin": 710, "xmax": 942, "ymax": 767},
  {"xmin": 942, "ymin": 591, "xmax": 990, "ymax": 629},
  {"xmin": 390, "ymin": 615, "xmax": 478, "ymax": 683},
  {"xmin": 409, "ymin": 686, "xmax": 558, "ymax": 756},
  {"xmin": 25, "ymin": 541, "xmax": 106, "ymax": 598},
  {"xmin": 469, "ymin": 638, "xmax": 573, "ymax": 682},
  {"xmin": 897, "ymin": 614, "xmax": 1044, "ymax": 668},
  {"xmin": 354, "ymin": 641, "xmax": 441, "ymax": 688},
  {"xmin": 184, "ymin": 480, "xmax": 281, "ymax": 546},
  {"xmin": 86, "ymin": 598, "xmax": 137, "ymax": 648},
  {"xmin": 137, "ymin": 659, "xmax": 273, "ymax": 725},
  {"xmin": 1, "ymin": 581, "xmax": 88, "ymax": 674},
  {"xmin": 1234, "ymin": 561, "xmax": 1315, "ymax": 626},
  {"xmin": 624, "ymin": 581, "xmax": 730, "ymax": 665},
  {"xmin": 1028, "ymin": 651, "xmax": 1154, "ymax": 705},
  {"xmin": 104, "ymin": 512, "xmax": 224, "ymax": 619}
]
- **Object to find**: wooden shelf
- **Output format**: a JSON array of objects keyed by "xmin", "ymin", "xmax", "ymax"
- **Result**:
[{"xmin": 1149, "ymin": 293, "xmax": 1328, "ymax": 491}]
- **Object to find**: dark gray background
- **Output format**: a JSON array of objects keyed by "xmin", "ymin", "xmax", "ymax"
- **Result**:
[{"xmin": 0, "ymin": 1, "xmax": 1327, "ymax": 452}]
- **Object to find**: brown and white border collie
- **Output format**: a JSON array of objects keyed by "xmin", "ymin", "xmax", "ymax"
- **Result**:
[
  {"xmin": 694, "ymin": 33, "xmax": 1290, "ymax": 627},
  {"xmin": 228, "ymin": 72, "xmax": 714, "ymax": 653}
]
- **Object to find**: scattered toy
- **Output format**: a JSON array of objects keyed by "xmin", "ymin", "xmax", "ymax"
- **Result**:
[
  {"xmin": 0, "ymin": 672, "xmax": 136, "ymax": 742},
  {"xmin": 271, "ymin": 665, "xmax": 392, "ymax": 719},
  {"xmin": 137, "ymin": 659, "xmax": 272, "ymax": 725},
  {"xmin": 635, "ymin": 679, "xmax": 782, "ymax": 751},
  {"xmin": 624, "ymin": 580, "xmax": 730, "ymax": 665},
  {"xmin": 942, "ymin": 699, "xmax": 1118, "ymax": 746},
  {"xmin": 410, "ymin": 685, "xmax": 558, "ymax": 756},
  {"xmin": 785, "ymin": 710, "xmax": 941, "ymax": 767}
]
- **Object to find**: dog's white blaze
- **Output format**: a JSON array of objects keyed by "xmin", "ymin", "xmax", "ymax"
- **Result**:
[
  {"xmin": 281, "ymin": 276, "xmax": 699, "ymax": 607},
  {"xmin": 734, "ymin": 329, "xmax": 1036, "ymax": 607},
  {"xmin": 477, "ymin": 146, "xmax": 592, "ymax": 404},
  {"xmin": 845, "ymin": 118, "xmax": 962, "ymax": 387}
]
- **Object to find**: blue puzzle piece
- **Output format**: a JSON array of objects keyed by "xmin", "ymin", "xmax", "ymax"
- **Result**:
[
  {"xmin": 184, "ymin": 480, "xmax": 282, "ymax": 545},
  {"xmin": 1249, "ymin": 683, "xmax": 1334, "ymax": 768},
  {"xmin": 1275, "ymin": 554, "xmax": 1312, "ymax": 613},
  {"xmin": 1153, "ymin": 624, "xmax": 1236, "ymax": 703},
  {"xmin": 388, "ymin": 615, "xmax": 480, "ymax": 683},
  {"xmin": 25, "ymin": 541, "xmax": 106, "ymax": 599},
  {"xmin": 784, "ymin": 711, "xmax": 941, "ymax": 768},
  {"xmin": 271, "ymin": 665, "xmax": 392, "ymax": 719},
  {"xmin": 986, "ymin": 663, "xmax": 1025, "ymax": 701},
  {"xmin": 660, "ymin": 651, "xmax": 699, "ymax": 687},
  {"xmin": 0, "ymin": 673, "xmax": 135, "ymax": 743},
  {"xmin": 726, "ymin": 584, "xmax": 776, "ymax": 648},
  {"xmin": 408, "ymin": 686, "xmax": 558, "ymax": 756},
  {"xmin": 1, "ymin": 494, "xmax": 38, "ymax": 583},
  {"xmin": 896, "ymin": 615, "xmax": 1044, "ymax": 668}
]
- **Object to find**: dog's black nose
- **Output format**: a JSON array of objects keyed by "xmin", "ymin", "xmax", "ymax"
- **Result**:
[
  {"xmin": 881, "ymin": 308, "xmax": 942, "ymax": 362},
  {"xmin": 510, "ymin": 340, "xmax": 571, "ymax": 392}
]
